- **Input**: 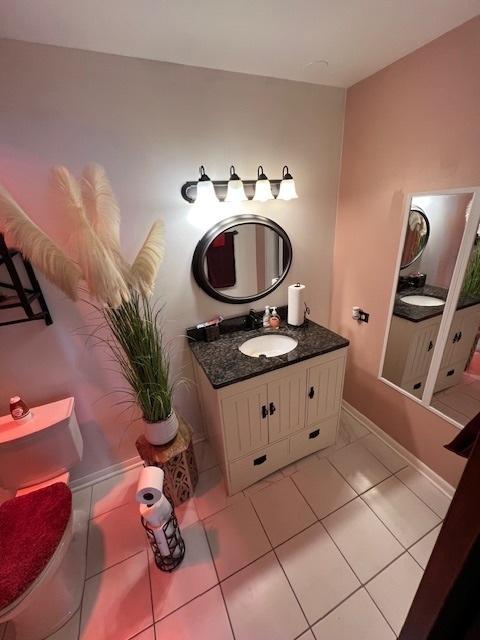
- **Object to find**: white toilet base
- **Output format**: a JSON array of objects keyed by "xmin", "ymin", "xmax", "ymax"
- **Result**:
[{"xmin": 3, "ymin": 509, "xmax": 88, "ymax": 640}]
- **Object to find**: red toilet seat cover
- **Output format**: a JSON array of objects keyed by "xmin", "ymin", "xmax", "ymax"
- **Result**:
[{"xmin": 0, "ymin": 482, "xmax": 72, "ymax": 610}]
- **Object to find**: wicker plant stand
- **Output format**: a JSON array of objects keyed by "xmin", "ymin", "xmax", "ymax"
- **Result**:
[{"xmin": 136, "ymin": 415, "xmax": 198, "ymax": 506}]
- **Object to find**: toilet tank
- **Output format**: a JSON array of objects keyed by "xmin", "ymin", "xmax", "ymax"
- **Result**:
[{"xmin": 0, "ymin": 397, "xmax": 83, "ymax": 489}]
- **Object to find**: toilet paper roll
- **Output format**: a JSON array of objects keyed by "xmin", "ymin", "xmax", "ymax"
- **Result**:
[
  {"xmin": 136, "ymin": 466, "xmax": 165, "ymax": 504},
  {"xmin": 287, "ymin": 283, "xmax": 306, "ymax": 326},
  {"xmin": 139, "ymin": 495, "xmax": 172, "ymax": 528}
]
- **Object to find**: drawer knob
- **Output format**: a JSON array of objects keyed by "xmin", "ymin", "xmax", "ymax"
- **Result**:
[
  {"xmin": 253, "ymin": 454, "xmax": 267, "ymax": 466},
  {"xmin": 447, "ymin": 369, "xmax": 455, "ymax": 377},
  {"xmin": 308, "ymin": 386, "xmax": 315, "ymax": 399},
  {"xmin": 413, "ymin": 382, "xmax": 422, "ymax": 390},
  {"xmin": 309, "ymin": 429, "xmax": 320, "ymax": 439}
]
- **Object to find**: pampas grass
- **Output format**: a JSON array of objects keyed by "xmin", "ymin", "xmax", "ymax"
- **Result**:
[
  {"xmin": 0, "ymin": 185, "xmax": 81, "ymax": 300},
  {"xmin": 53, "ymin": 166, "xmax": 130, "ymax": 307},
  {"xmin": 131, "ymin": 220, "xmax": 165, "ymax": 296}
]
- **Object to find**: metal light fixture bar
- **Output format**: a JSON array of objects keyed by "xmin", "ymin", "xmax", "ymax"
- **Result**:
[{"xmin": 181, "ymin": 178, "xmax": 282, "ymax": 203}]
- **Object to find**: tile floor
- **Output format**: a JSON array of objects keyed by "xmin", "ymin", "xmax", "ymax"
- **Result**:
[
  {"xmin": 432, "ymin": 371, "xmax": 480, "ymax": 425},
  {"xmin": 1, "ymin": 419, "xmax": 452, "ymax": 640}
]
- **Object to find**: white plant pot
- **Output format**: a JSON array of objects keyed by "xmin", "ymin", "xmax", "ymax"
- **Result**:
[{"xmin": 143, "ymin": 411, "xmax": 179, "ymax": 446}]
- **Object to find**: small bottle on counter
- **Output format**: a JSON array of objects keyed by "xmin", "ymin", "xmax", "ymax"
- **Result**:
[
  {"xmin": 9, "ymin": 396, "xmax": 32, "ymax": 421},
  {"xmin": 269, "ymin": 307, "xmax": 280, "ymax": 329},
  {"xmin": 262, "ymin": 306, "xmax": 271, "ymax": 328}
]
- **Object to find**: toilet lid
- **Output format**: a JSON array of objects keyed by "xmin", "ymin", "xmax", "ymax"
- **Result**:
[{"xmin": 0, "ymin": 482, "xmax": 72, "ymax": 610}]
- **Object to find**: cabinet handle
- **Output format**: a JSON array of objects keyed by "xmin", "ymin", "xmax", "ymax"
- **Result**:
[
  {"xmin": 269, "ymin": 402, "xmax": 276, "ymax": 415},
  {"xmin": 413, "ymin": 382, "xmax": 422, "ymax": 390},
  {"xmin": 309, "ymin": 429, "xmax": 320, "ymax": 439},
  {"xmin": 447, "ymin": 369, "xmax": 455, "ymax": 377},
  {"xmin": 253, "ymin": 454, "xmax": 267, "ymax": 466},
  {"xmin": 458, "ymin": 331, "xmax": 462, "ymax": 341},
  {"xmin": 261, "ymin": 405, "xmax": 268, "ymax": 419},
  {"xmin": 453, "ymin": 332, "xmax": 459, "ymax": 343},
  {"xmin": 427, "ymin": 340, "xmax": 433, "ymax": 351},
  {"xmin": 308, "ymin": 386, "xmax": 315, "ymax": 399}
]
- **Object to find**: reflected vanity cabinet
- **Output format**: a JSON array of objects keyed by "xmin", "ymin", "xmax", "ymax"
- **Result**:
[
  {"xmin": 193, "ymin": 349, "xmax": 347, "ymax": 494},
  {"xmin": 383, "ymin": 305, "xmax": 480, "ymax": 398}
]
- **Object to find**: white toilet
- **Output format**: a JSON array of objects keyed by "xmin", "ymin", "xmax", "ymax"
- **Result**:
[{"xmin": 0, "ymin": 397, "xmax": 88, "ymax": 640}]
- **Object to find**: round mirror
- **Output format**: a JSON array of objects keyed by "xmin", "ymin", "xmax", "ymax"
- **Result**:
[
  {"xmin": 192, "ymin": 214, "xmax": 292, "ymax": 304},
  {"xmin": 400, "ymin": 206, "xmax": 430, "ymax": 269}
]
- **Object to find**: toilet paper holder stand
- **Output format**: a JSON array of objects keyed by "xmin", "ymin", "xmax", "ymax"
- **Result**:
[{"xmin": 141, "ymin": 499, "xmax": 186, "ymax": 572}]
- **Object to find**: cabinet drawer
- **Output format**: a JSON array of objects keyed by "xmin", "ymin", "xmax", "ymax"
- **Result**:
[
  {"xmin": 289, "ymin": 416, "xmax": 338, "ymax": 461},
  {"xmin": 228, "ymin": 439, "xmax": 289, "ymax": 494},
  {"xmin": 434, "ymin": 362, "xmax": 464, "ymax": 393},
  {"xmin": 402, "ymin": 377, "xmax": 426, "ymax": 399}
]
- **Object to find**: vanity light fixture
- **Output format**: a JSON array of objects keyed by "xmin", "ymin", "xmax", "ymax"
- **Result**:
[
  {"xmin": 277, "ymin": 166, "xmax": 298, "ymax": 201},
  {"xmin": 253, "ymin": 166, "xmax": 274, "ymax": 202},
  {"xmin": 225, "ymin": 165, "xmax": 247, "ymax": 202},
  {"xmin": 194, "ymin": 166, "xmax": 219, "ymax": 205}
]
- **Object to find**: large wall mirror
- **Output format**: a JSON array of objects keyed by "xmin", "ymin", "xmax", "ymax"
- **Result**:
[
  {"xmin": 192, "ymin": 214, "xmax": 292, "ymax": 303},
  {"xmin": 381, "ymin": 189, "xmax": 480, "ymax": 428}
]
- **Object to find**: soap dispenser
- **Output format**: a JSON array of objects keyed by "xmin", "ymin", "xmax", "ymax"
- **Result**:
[
  {"xmin": 269, "ymin": 307, "xmax": 280, "ymax": 329},
  {"xmin": 262, "ymin": 306, "xmax": 271, "ymax": 328}
]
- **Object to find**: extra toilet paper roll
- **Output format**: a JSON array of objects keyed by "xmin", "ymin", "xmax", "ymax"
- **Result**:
[
  {"xmin": 287, "ymin": 283, "xmax": 306, "ymax": 326},
  {"xmin": 139, "ymin": 495, "xmax": 172, "ymax": 528},
  {"xmin": 136, "ymin": 466, "xmax": 165, "ymax": 504}
]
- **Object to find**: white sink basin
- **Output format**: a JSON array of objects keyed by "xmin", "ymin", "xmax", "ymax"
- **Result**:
[
  {"xmin": 239, "ymin": 334, "xmax": 298, "ymax": 358},
  {"xmin": 400, "ymin": 295, "xmax": 445, "ymax": 307}
]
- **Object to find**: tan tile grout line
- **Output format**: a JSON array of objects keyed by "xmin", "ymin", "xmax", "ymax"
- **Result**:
[
  {"xmin": 73, "ymin": 485, "xmax": 93, "ymax": 640},
  {"xmin": 393, "ymin": 471, "xmax": 450, "ymax": 519}
]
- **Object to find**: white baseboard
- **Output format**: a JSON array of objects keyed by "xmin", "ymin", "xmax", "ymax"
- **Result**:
[
  {"xmin": 70, "ymin": 455, "xmax": 143, "ymax": 492},
  {"xmin": 342, "ymin": 400, "xmax": 456, "ymax": 499}
]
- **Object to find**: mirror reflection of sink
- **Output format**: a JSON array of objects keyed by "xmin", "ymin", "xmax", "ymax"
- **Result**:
[
  {"xmin": 239, "ymin": 334, "xmax": 298, "ymax": 358},
  {"xmin": 400, "ymin": 295, "xmax": 445, "ymax": 307}
]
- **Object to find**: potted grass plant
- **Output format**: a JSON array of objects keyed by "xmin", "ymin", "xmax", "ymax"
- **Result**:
[{"xmin": 0, "ymin": 163, "xmax": 179, "ymax": 444}]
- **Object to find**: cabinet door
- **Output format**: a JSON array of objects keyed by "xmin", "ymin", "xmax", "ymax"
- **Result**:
[
  {"xmin": 403, "ymin": 321, "xmax": 439, "ymax": 381},
  {"xmin": 440, "ymin": 314, "xmax": 464, "ymax": 368},
  {"xmin": 452, "ymin": 308, "xmax": 480, "ymax": 367},
  {"xmin": 267, "ymin": 370, "xmax": 306, "ymax": 443},
  {"xmin": 305, "ymin": 357, "xmax": 345, "ymax": 427},
  {"xmin": 222, "ymin": 385, "xmax": 269, "ymax": 460}
]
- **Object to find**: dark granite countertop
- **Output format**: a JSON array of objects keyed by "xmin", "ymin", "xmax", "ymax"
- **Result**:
[
  {"xmin": 188, "ymin": 319, "xmax": 349, "ymax": 389},
  {"xmin": 393, "ymin": 284, "xmax": 480, "ymax": 322}
]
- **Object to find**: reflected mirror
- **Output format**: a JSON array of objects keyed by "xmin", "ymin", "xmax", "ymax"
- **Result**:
[
  {"xmin": 192, "ymin": 214, "xmax": 292, "ymax": 303},
  {"xmin": 400, "ymin": 207, "xmax": 430, "ymax": 268},
  {"xmin": 382, "ymin": 192, "xmax": 477, "ymax": 411}
]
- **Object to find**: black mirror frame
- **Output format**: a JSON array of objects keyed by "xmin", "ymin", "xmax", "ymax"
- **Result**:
[
  {"xmin": 192, "ymin": 214, "xmax": 293, "ymax": 304},
  {"xmin": 400, "ymin": 206, "xmax": 431, "ymax": 269}
]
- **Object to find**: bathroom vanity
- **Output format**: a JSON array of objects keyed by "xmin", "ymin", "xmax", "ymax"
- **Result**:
[{"xmin": 189, "ymin": 319, "xmax": 348, "ymax": 494}]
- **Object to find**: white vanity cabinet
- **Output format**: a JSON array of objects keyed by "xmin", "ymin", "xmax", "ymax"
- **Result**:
[
  {"xmin": 383, "ymin": 304, "xmax": 480, "ymax": 398},
  {"xmin": 194, "ymin": 348, "xmax": 347, "ymax": 494}
]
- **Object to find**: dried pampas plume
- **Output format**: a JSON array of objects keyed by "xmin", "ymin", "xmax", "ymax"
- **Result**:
[
  {"xmin": 53, "ymin": 166, "xmax": 130, "ymax": 308},
  {"xmin": 0, "ymin": 185, "xmax": 81, "ymax": 300},
  {"xmin": 131, "ymin": 220, "xmax": 165, "ymax": 296}
]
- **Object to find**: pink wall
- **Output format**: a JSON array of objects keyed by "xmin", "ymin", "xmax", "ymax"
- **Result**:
[{"xmin": 331, "ymin": 16, "xmax": 480, "ymax": 487}]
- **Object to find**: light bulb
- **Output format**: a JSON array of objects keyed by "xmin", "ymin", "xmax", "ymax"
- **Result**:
[
  {"xmin": 225, "ymin": 165, "xmax": 247, "ymax": 202},
  {"xmin": 194, "ymin": 166, "xmax": 219, "ymax": 205},
  {"xmin": 253, "ymin": 165, "xmax": 274, "ymax": 202},
  {"xmin": 277, "ymin": 166, "xmax": 298, "ymax": 200}
]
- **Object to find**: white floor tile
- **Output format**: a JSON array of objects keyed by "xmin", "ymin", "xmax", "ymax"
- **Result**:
[
  {"xmin": 243, "ymin": 470, "xmax": 284, "ymax": 497},
  {"xmin": 323, "ymin": 498, "xmax": 403, "ymax": 583},
  {"xmin": 292, "ymin": 458, "xmax": 357, "ymax": 519},
  {"xmin": 86, "ymin": 502, "xmax": 147, "ymax": 577},
  {"xmin": 80, "ymin": 550, "xmax": 152, "ymax": 640},
  {"xmin": 360, "ymin": 434, "xmax": 408, "ymax": 473},
  {"xmin": 340, "ymin": 411, "xmax": 370, "ymax": 439},
  {"xmin": 72, "ymin": 486, "xmax": 92, "ymax": 515},
  {"xmin": 175, "ymin": 497, "xmax": 199, "ymax": 528},
  {"xmin": 281, "ymin": 452, "xmax": 320, "ymax": 477},
  {"xmin": 130, "ymin": 627, "xmax": 155, "ymax": 640},
  {"xmin": 437, "ymin": 390, "xmax": 480, "ymax": 419},
  {"xmin": 44, "ymin": 610, "xmax": 80, "ymax": 640},
  {"xmin": 276, "ymin": 522, "xmax": 360, "ymax": 624},
  {"xmin": 204, "ymin": 499, "xmax": 271, "ymax": 580},
  {"xmin": 363, "ymin": 476, "xmax": 440, "ymax": 547},
  {"xmin": 90, "ymin": 467, "xmax": 140, "ymax": 518},
  {"xmin": 194, "ymin": 467, "xmax": 245, "ymax": 520},
  {"xmin": 366, "ymin": 553, "xmax": 423, "ymax": 635},
  {"xmin": 194, "ymin": 440, "xmax": 218, "ymax": 473},
  {"xmin": 250, "ymin": 476, "xmax": 316, "ymax": 546},
  {"xmin": 222, "ymin": 552, "xmax": 307, "ymax": 640},
  {"xmin": 329, "ymin": 442, "xmax": 391, "ymax": 494},
  {"xmin": 409, "ymin": 524, "xmax": 442, "ymax": 569},
  {"xmin": 154, "ymin": 587, "xmax": 233, "ymax": 640},
  {"xmin": 396, "ymin": 467, "xmax": 451, "ymax": 518},
  {"xmin": 431, "ymin": 399, "xmax": 468, "ymax": 425},
  {"xmin": 149, "ymin": 521, "xmax": 218, "ymax": 621},
  {"xmin": 312, "ymin": 588, "xmax": 395, "ymax": 640}
]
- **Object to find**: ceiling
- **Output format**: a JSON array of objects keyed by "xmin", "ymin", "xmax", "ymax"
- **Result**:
[{"xmin": 0, "ymin": 0, "xmax": 478, "ymax": 87}]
